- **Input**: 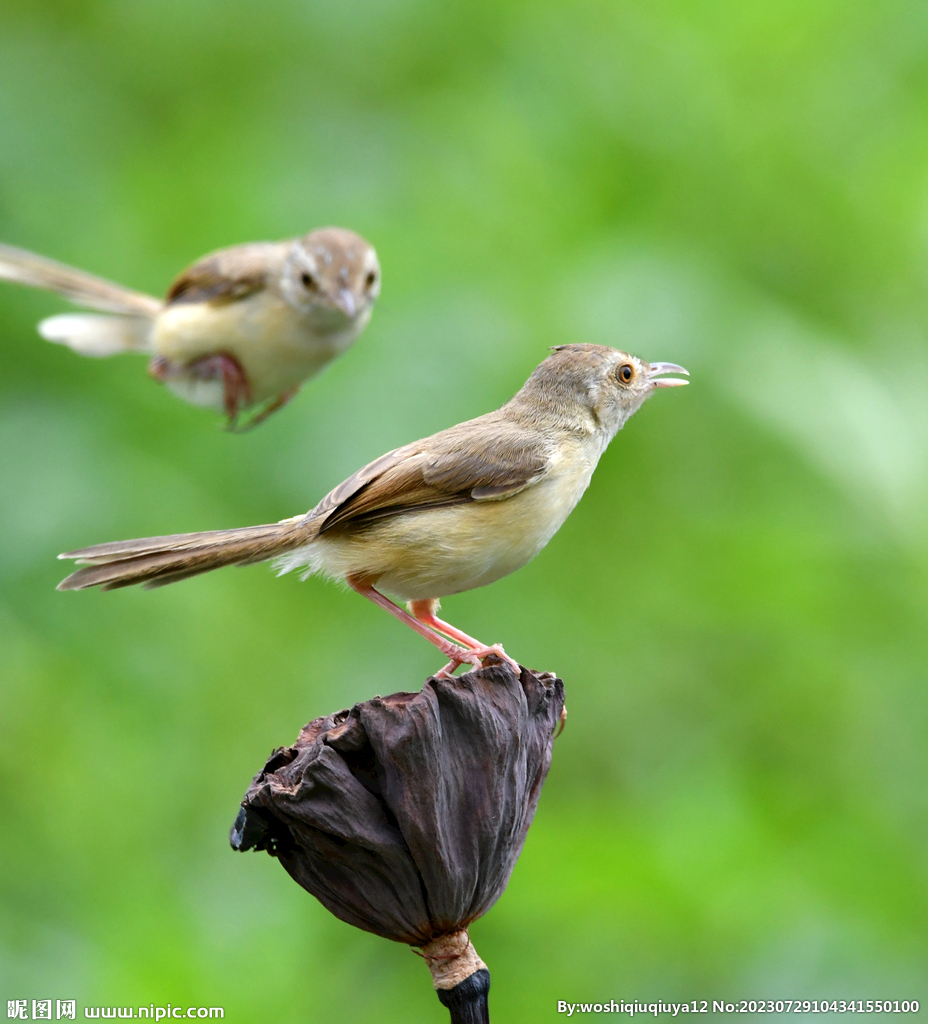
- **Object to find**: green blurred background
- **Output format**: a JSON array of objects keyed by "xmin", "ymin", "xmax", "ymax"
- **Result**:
[{"xmin": 2, "ymin": 0, "xmax": 927, "ymax": 1019}]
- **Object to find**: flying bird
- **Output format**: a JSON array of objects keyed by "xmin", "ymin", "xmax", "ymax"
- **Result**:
[
  {"xmin": 57, "ymin": 345, "xmax": 688, "ymax": 674},
  {"xmin": 0, "ymin": 228, "xmax": 380, "ymax": 428}
]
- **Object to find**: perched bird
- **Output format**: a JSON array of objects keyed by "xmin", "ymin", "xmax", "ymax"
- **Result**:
[
  {"xmin": 0, "ymin": 228, "xmax": 381, "ymax": 428},
  {"xmin": 57, "ymin": 345, "xmax": 688, "ymax": 674}
]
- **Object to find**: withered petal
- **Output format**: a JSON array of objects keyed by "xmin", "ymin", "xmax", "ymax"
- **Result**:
[{"xmin": 232, "ymin": 663, "xmax": 564, "ymax": 944}]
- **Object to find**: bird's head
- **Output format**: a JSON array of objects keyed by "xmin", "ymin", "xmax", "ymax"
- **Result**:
[
  {"xmin": 281, "ymin": 227, "xmax": 381, "ymax": 329},
  {"xmin": 513, "ymin": 344, "xmax": 688, "ymax": 438}
]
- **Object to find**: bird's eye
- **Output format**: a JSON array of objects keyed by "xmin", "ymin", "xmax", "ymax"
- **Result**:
[
  {"xmin": 365, "ymin": 271, "xmax": 377, "ymax": 289},
  {"xmin": 617, "ymin": 363, "xmax": 634, "ymax": 384},
  {"xmin": 301, "ymin": 272, "xmax": 318, "ymax": 291}
]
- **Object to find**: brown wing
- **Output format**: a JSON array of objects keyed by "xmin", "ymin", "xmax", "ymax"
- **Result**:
[
  {"xmin": 166, "ymin": 242, "xmax": 284, "ymax": 306},
  {"xmin": 313, "ymin": 414, "xmax": 552, "ymax": 534}
]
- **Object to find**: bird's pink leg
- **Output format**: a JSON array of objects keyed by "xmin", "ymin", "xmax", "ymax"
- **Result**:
[
  {"xmin": 148, "ymin": 355, "xmax": 173, "ymax": 382},
  {"xmin": 234, "ymin": 386, "xmax": 301, "ymax": 432},
  {"xmin": 196, "ymin": 352, "xmax": 252, "ymax": 426},
  {"xmin": 150, "ymin": 351, "xmax": 252, "ymax": 426},
  {"xmin": 408, "ymin": 599, "xmax": 520, "ymax": 673},
  {"xmin": 347, "ymin": 577, "xmax": 480, "ymax": 677}
]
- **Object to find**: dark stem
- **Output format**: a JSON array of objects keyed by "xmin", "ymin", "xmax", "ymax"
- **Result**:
[{"xmin": 436, "ymin": 969, "xmax": 491, "ymax": 1024}]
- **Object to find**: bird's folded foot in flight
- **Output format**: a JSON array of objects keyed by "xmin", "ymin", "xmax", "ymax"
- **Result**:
[
  {"xmin": 149, "ymin": 351, "xmax": 252, "ymax": 426},
  {"xmin": 231, "ymin": 386, "xmax": 301, "ymax": 432},
  {"xmin": 190, "ymin": 352, "xmax": 252, "ymax": 426},
  {"xmin": 147, "ymin": 354, "xmax": 173, "ymax": 382}
]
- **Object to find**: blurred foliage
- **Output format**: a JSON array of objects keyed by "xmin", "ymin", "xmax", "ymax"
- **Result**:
[{"xmin": 2, "ymin": 0, "xmax": 927, "ymax": 1020}]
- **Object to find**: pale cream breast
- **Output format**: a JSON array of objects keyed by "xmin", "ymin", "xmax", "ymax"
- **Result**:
[{"xmin": 153, "ymin": 292, "xmax": 365, "ymax": 404}]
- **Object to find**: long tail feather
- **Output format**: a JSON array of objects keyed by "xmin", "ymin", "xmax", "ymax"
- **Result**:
[
  {"xmin": 0, "ymin": 243, "xmax": 161, "ymax": 316},
  {"xmin": 57, "ymin": 519, "xmax": 316, "ymax": 592}
]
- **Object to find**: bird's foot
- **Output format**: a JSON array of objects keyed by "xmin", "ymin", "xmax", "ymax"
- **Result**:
[
  {"xmin": 407, "ymin": 600, "xmax": 521, "ymax": 675},
  {"xmin": 206, "ymin": 353, "xmax": 252, "ymax": 426},
  {"xmin": 434, "ymin": 643, "xmax": 480, "ymax": 679},
  {"xmin": 187, "ymin": 352, "xmax": 252, "ymax": 426},
  {"xmin": 231, "ymin": 386, "xmax": 301, "ymax": 432},
  {"xmin": 148, "ymin": 351, "xmax": 253, "ymax": 426},
  {"xmin": 473, "ymin": 643, "xmax": 520, "ymax": 672},
  {"xmin": 147, "ymin": 355, "xmax": 173, "ymax": 382},
  {"xmin": 435, "ymin": 644, "xmax": 520, "ymax": 678}
]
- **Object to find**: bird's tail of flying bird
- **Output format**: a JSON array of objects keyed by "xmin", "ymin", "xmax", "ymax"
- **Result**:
[
  {"xmin": 0, "ymin": 242, "xmax": 162, "ymax": 356},
  {"xmin": 57, "ymin": 518, "xmax": 316, "ymax": 592}
]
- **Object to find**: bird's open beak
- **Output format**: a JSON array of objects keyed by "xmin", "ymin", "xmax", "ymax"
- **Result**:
[
  {"xmin": 333, "ymin": 288, "xmax": 357, "ymax": 318},
  {"xmin": 648, "ymin": 361, "xmax": 690, "ymax": 388}
]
